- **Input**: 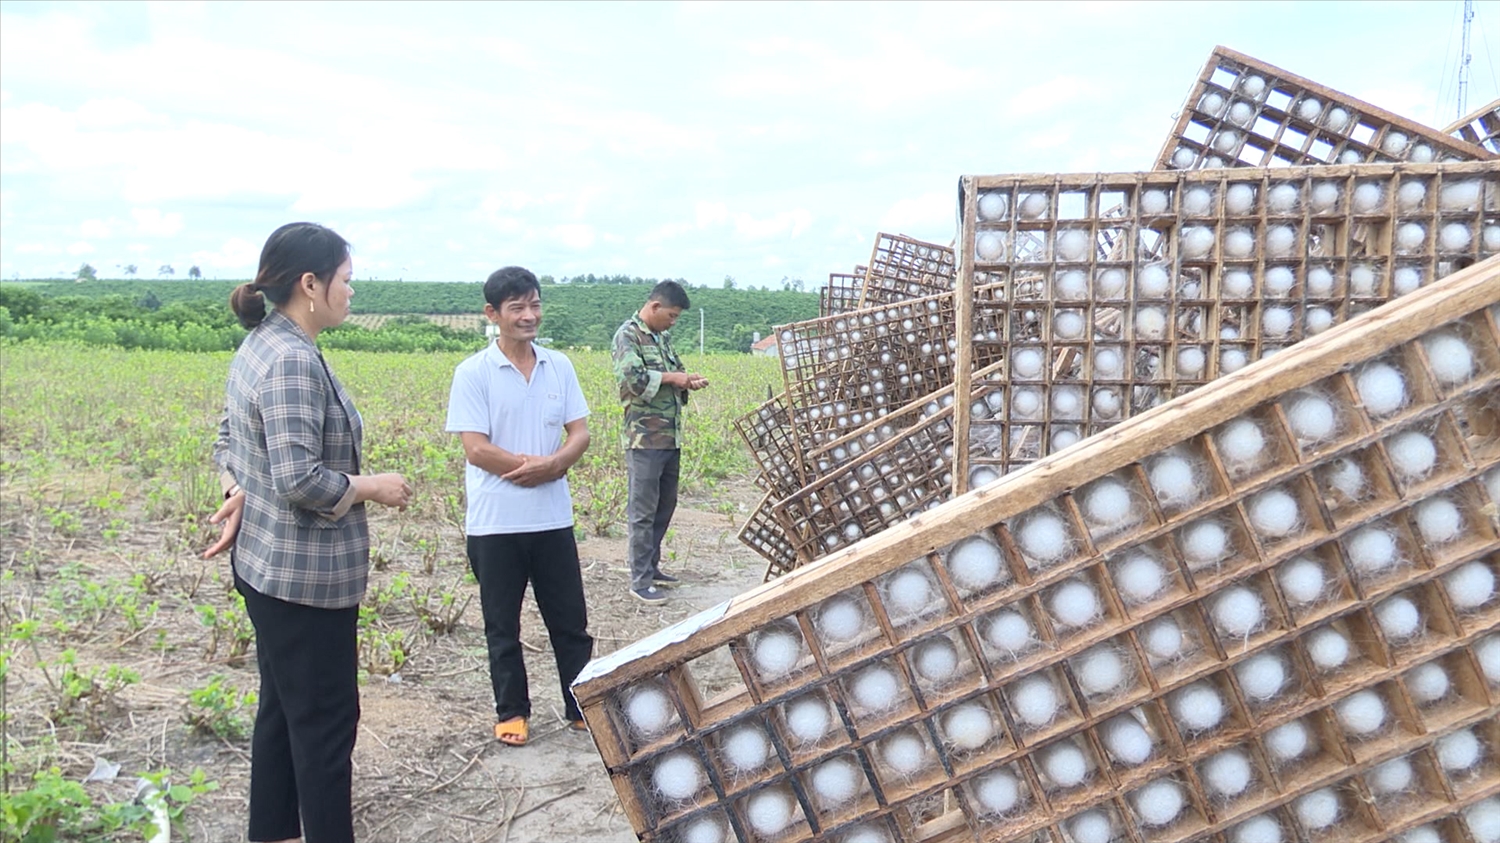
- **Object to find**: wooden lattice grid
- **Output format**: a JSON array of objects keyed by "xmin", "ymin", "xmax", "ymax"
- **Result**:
[
  {"xmin": 1448, "ymin": 98, "xmax": 1500, "ymax": 157},
  {"xmin": 736, "ymin": 393, "xmax": 808, "ymax": 500},
  {"xmin": 1156, "ymin": 46, "xmax": 1494, "ymax": 173},
  {"xmin": 739, "ymin": 492, "xmax": 802, "ymax": 580},
  {"xmin": 823, "ymin": 270, "xmax": 868, "ymax": 318},
  {"xmin": 860, "ymin": 235, "xmax": 960, "ymax": 308},
  {"xmin": 574, "ymin": 259, "xmax": 1500, "ymax": 843}
]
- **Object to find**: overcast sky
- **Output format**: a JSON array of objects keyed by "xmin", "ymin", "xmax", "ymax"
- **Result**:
[{"xmin": 2, "ymin": 0, "xmax": 1496, "ymax": 285}]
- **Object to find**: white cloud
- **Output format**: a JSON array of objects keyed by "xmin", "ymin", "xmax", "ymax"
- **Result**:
[
  {"xmin": 67, "ymin": 241, "xmax": 95, "ymax": 255},
  {"xmin": 878, "ymin": 191, "xmax": 954, "ymax": 234},
  {"xmin": 189, "ymin": 237, "xmax": 258, "ymax": 271},
  {"xmin": 734, "ymin": 209, "xmax": 812, "ymax": 240},
  {"xmin": 551, "ymin": 224, "xmax": 596, "ymax": 249},
  {"xmin": 80, "ymin": 219, "xmax": 113, "ymax": 238},
  {"xmin": 131, "ymin": 208, "xmax": 182, "ymax": 236}
]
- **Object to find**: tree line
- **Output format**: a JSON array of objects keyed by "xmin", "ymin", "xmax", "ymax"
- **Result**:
[{"xmin": 0, "ymin": 280, "xmax": 819, "ymax": 353}]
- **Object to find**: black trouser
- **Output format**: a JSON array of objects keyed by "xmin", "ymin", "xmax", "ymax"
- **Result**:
[
  {"xmin": 626, "ymin": 448, "xmax": 680, "ymax": 591},
  {"xmin": 466, "ymin": 527, "xmax": 594, "ymax": 722},
  {"xmin": 235, "ymin": 572, "xmax": 360, "ymax": 843}
]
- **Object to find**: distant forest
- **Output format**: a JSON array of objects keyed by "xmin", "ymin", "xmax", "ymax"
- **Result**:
[{"xmin": 6, "ymin": 277, "xmax": 820, "ymax": 352}]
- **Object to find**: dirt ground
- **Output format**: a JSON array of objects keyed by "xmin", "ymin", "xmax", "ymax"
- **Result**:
[{"xmin": 1, "ymin": 477, "xmax": 771, "ymax": 843}]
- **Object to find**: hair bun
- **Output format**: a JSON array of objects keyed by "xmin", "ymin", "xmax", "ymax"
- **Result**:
[{"xmin": 230, "ymin": 282, "xmax": 268, "ymax": 329}]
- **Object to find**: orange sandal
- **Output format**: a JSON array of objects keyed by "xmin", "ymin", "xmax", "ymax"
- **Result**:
[
  {"xmin": 494, "ymin": 717, "xmax": 528, "ymax": 747},
  {"xmin": 568, "ymin": 719, "xmax": 588, "ymax": 733}
]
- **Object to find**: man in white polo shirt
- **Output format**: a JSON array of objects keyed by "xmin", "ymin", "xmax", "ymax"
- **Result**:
[{"xmin": 445, "ymin": 266, "xmax": 594, "ymax": 747}]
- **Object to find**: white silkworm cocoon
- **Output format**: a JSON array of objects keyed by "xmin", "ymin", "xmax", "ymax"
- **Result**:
[
  {"xmin": 1011, "ymin": 387, "xmax": 1042, "ymax": 420},
  {"xmin": 1075, "ymin": 646, "xmax": 1129, "ymax": 696},
  {"xmin": 1393, "ymin": 266, "xmax": 1422, "ymax": 294},
  {"xmin": 1440, "ymin": 179, "xmax": 1482, "ymax": 211},
  {"xmin": 1177, "ymin": 346, "xmax": 1206, "ymax": 377},
  {"xmin": 976, "ymin": 232, "xmax": 1006, "ymax": 261},
  {"xmin": 1212, "ymin": 586, "xmax": 1266, "ymax": 639},
  {"xmin": 839, "ymin": 824, "xmax": 889, "ymax": 843},
  {"xmin": 1214, "ymin": 129, "xmax": 1240, "ymax": 153},
  {"xmin": 1352, "ymin": 182, "xmax": 1384, "ymax": 213},
  {"xmin": 977, "ymin": 192, "xmax": 1008, "ymax": 221},
  {"xmin": 1415, "ymin": 496, "xmax": 1463, "ymax": 544},
  {"xmin": 879, "ymin": 729, "xmax": 929, "ymax": 777},
  {"xmin": 1311, "ymin": 181, "xmax": 1340, "ymax": 213},
  {"xmin": 1095, "ymin": 268, "xmax": 1126, "ymax": 297},
  {"xmin": 1019, "ymin": 193, "xmax": 1048, "ymax": 219},
  {"xmin": 1102, "ymin": 713, "xmax": 1153, "ymax": 765},
  {"xmin": 1326, "ymin": 454, "xmax": 1364, "ymax": 499},
  {"xmin": 1395, "ymin": 222, "xmax": 1427, "ymax": 252},
  {"xmin": 985, "ymin": 609, "xmax": 1036, "ymax": 654},
  {"xmin": 1093, "ymin": 387, "xmax": 1122, "ymax": 418},
  {"xmin": 1382, "ymin": 131, "xmax": 1410, "ymax": 154},
  {"xmin": 1444, "ymin": 561, "xmax": 1495, "ymax": 610},
  {"xmin": 1355, "ymin": 362, "xmax": 1407, "ymax": 416},
  {"xmin": 1423, "ymin": 332, "xmax": 1474, "ymax": 385},
  {"xmin": 1218, "ymin": 418, "xmax": 1266, "ymax": 471},
  {"xmin": 1466, "ymin": 799, "xmax": 1500, "ymax": 843},
  {"xmin": 624, "ymin": 685, "xmax": 675, "ymax": 738},
  {"xmin": 1010, "ymin": 674, "xmax": 1061, "ymax": 727},
  {"xmin": 969, "ymin": 466, "xmax": 999, "ymax": 487},
  {"xmin": 1248, "ymin": 488, "xmax": 1300, "ymax": 538},
  {"xmin": 1286, "ymin": 393, "xmax": 1337, "ymax": 443},
  {"xmin": 1201, "ymin": 748, "xmax": 1254, "ymax": 798},
  {"xmin": 1226, "ymin": 183, "xmax": 1257, "ymax": 215},
  {"xmin": 1171, "ymin": 681, "xmax": 1225, "ymax": 732},
  {"xmin": 1069, "ymin": 810, "xmax": 1113, "ymax": 843},
  {"xmin": 1387, "ymin": 430, "xmax": 1436, "ymax": 480},
  {"xmin": 1018, "ymin": 511, "xmax": 1072, "ymax": 566},
  {"xmin": 1172, "ymin": 147, "xmax": 1197, "ymax": 169},
  {"xmin": 1240, "ymin": 74, "xmax": 1266, "ymax": 97},
  {"xmin": 1264, "ymin": 719, "xmax": 1312, "ymax": 762},
  {"xmin": 1054, "ymin": 310, "xmax": 1086, "ymax": 340},
  {"xmin": 1437, "ymin": 728, "xmax": 1483, "ymax": 773},
  {"xmin": 1082, "ymin": 478, "xmax": 1135, "ymax": 531},
  {"xmin": 1229, "ymin": 100, "xmax": 1255, "ymax": 126},
  {"xmin": 1235, "ymin": 651, "xmax": 1287, "ymax": 701},
  {"xmin": 1094, "ymin": 347, "xmax": 1124, "ymax": 377},
  {"xmin": 1350, "ymin": 263, "xmax": 1377, "ymax": 295},
  {"xmin": 1057, "ymin": 230, "xmax": 1089, "ymax": 261},
  {"xmin": 1149, "ymin": 453, "xmax": 1199, "ymax": 507},
  {"xmin": 1181, "ymin": 519, "xmax": 1230, "ymax": 569},
  {"xmin": 1334, "ymin": 689, "xmax": 1387, "ymax": 736},
  {"xmin": 972, "ymin": 768, "xmax": 1021, "ymax": 814},
  {"xmin": 1224, "ymin": 228, "xmax": 1256, "ymax": 258},
  {"xmin": 1346, "ymin": 526, "xmax": 1400, "ymax": 576},
  {"xmin": 1231, "ymin": 815, "xmax": 1284, "ymax": 843},
  {"xmin": 680, "ymin": 815, "xmax": 725, "ymax": 843},
  {"xmin": 1294, "ymin": 788, "xmax": 1340, "ymax": 831},
  {"xmin": 785, "ymin": 695, "xmax": 832, "ymax": 746},
  {"xmin": 746, "ymin": 788, "xmax": 794, "ymax": 836},
  {"xmin": 1264, "ymin": 265, "xmax": 1296, "ymax": 296},
  {"xmin": 1266, "ymin": 225, "xmax": 1296, "ymax": 257},
  {"xmin": 1402, "ymin": 824, "xmax": 1441, "ymax": 843},
  {"xmin": 1278, "ymin": 557, "xmax": 1326, "ymax": 605},
  {"xmin": 1223, "ymin": 269, "xmax": 1254, "ymax": 297},
  {"xmin": 1487, "ymin": 224, "xmax": 1500, "ymax": 250},
  {"xmin": 1180, "ymin": 226, "xmax": 1216, "ymax": 259},
  {"xmin": 653, "ymin": 751, "xmax": 705, "ymax": 801},
  {"xmin": 1268, "ymin": 183, "xmax": 1299, "ymax": 212},
  {"xmin": 1405, "ymin": 662, "xmax": 1450, "ymax": 705},
  {"xmin": 1222, "ymin": 347, "xmax": 1249, "ymax": 373},
  {"xmin": 1012, "ymin": 347, "xmax": 1043, "ymax": 378},
  {"xmin": 1306, "ymin": 266, "xmax": 1334, "ymax": 296},
  {"xmin": 1040, "ymin": 739, "xmax": 1091, "ymax": 788},
  {"xmin": 752, "ymin": 627, "xmax": 802, "ymax": 678},
  {"xmin": 885, "ymin": 568, "xmax": 933, "ymax": 621},
  {"xmin": 1396, "ymin": 180, "xmax": 1427, "ymax": 211},
  {"xmin": 1305, "ymin": 626, "xmax": 1350, "ymax": 671},
  {"xmin": 913, "ymin": 636, "xmax": 960, "ymax": 684},
  {"xmin": 723, "ymin": 724, "xmax": 771, "ymax": 772},
  {"xmin": 1376, "ymin": 595, "xmax": 1421, "ymax": 642},
  {"xmin": 947, "ymin": 537, "xmax": 1007, "ymax": 592},
  {"xmin": 1141, "ymin": 189, "xmax": 1171, "ymax": 214},
  {"xmin": 1296, "ymin": 97, "xmax": 1321, "ymax": 121},
  {"xmin": 1050, "ymin": 578, "xmax": 1102, "ymax": 629},
  {"xmin": 850, "ymin": 665, "xmax": 902, "ymax": 712},
  {"xmin": 1054, "ymin": 269, "xmax": 1088, "ymax": 299},
  {"xmin": 1142, "ymin": 615, "xmax": 1185, "ymax": 661},
  {"xmin": 1133, "ymin": 780, "xmax": 1185, "ymax": 827},
  {"xmin": 1138, "ymin": 264, "xmax": 1170, "ymax": 297},
  {"xmin": 1410, "ymin": 143, "xmax": 1434, "ymax": 162},
  {"xmin": 811, "ymin": 756, "xmax": 862, "ymax": 806},
  {"xmin": 1115, "ymin": 553, "xmax": 1168, "ymax": 603},
  {"xmin": 942, "ymin": 702, "xmax": 995, "ymax": 750},
  {"xmin": 1367, "ymin": 756, "xmax": 1414, "ymax": 796}
]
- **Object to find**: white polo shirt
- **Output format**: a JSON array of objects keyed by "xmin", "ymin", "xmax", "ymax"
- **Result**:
[{"xmin": 445, "ymin": 342, "xmax": 590, "ymax": 536}]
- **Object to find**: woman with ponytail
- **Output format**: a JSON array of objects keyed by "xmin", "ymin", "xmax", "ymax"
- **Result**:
[{"xmin": 203, "ymin": 222, "xmax": 411, "ymax": 843}]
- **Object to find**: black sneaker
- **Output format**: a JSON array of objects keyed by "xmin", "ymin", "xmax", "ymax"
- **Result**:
[
  {"xmin": 632, "ymin": 585, "xmax": 667, "ymax": 603},
  {"xmin": 652, "ymin": 571, "xmax": 680, "ymax": 585}
]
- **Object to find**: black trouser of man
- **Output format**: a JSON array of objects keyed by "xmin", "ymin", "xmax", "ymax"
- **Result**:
[
  {"xmin": 626, "ymin": 448, "xmax": 680, "ymax": 592},
  {"xmin": 235, "ymin": 570, "xmax": 360, "ymax": 843},
  {"xmin": 466, "ymin": 526, "xmax": 594, "ymax": 722}
]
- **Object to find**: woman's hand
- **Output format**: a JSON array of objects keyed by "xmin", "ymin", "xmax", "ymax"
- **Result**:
[
  {"xmin": 202, "ymin": 490, "xmax": 245, "ymax": 558},
  {"xmin": 357, "ymin": 473, "xmax": 413, "ymax": 509}
]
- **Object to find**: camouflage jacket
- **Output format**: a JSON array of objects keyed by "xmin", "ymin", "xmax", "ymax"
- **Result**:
[{"xmin": 612, "ymin": 313, "xmax": 687, "ymax": 450}]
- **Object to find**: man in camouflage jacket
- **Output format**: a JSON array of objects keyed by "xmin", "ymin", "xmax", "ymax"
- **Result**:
[{"xmin": 611, "ymin": 281, "xmax": 709, "ymax": 602}]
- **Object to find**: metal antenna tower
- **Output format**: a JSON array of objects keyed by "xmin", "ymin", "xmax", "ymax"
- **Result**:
[{"xmin": 1459, "ymin": 0, "xmax": 1475, "ymax": 120}]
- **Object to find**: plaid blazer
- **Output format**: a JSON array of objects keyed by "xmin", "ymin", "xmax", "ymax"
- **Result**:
[{"xmin": 214, "ymin": 309, "xmax": 368, "ymax": 608}]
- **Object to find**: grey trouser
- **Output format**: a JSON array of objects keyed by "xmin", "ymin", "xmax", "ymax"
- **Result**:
[{"xmin": 626, "ymin": 448, "xmax": 680, "ymax": 591}]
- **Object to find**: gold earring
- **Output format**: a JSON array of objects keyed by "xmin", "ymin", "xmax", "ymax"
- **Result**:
[{"xmin": 310, "ymin": 300, "xmax": 316, "ymax": 314}]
